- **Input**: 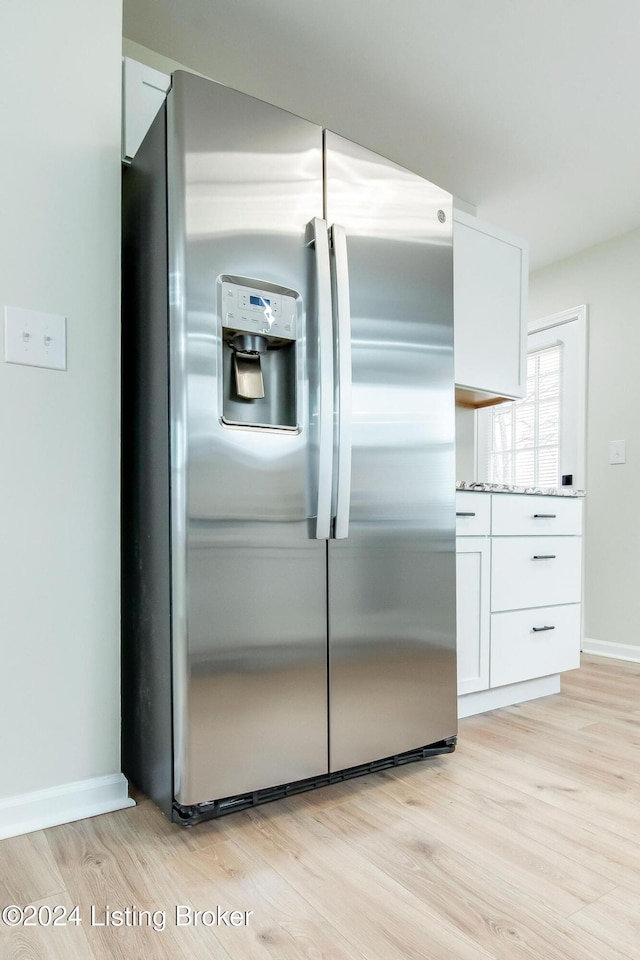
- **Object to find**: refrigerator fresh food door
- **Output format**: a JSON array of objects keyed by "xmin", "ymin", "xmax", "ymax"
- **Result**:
[
  {"xmin": 168, "ymin": 73, "xmax": 330, "ymax": 804},
  {"xmin": 325, "ymin": 131, "xmax": 457, "ymax": 772}
]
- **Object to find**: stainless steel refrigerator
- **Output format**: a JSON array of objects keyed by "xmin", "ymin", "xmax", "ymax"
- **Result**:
[{"xmin": 122, "ymin": 71, "xmax": 457, "ymax": 825}]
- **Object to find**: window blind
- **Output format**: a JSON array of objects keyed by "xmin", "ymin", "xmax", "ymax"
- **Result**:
[{"xmin": 481, "ymin": 344, "xmax": 562, "ymax": 487}]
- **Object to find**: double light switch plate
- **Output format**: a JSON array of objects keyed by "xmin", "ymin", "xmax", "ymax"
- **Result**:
[{"xmin": 4, "ymin": 306, "xmax": 67, "ymax": 370}]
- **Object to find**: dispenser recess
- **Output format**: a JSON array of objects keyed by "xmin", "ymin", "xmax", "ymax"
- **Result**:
[{"xmin": 220, "ymin": 277, "xmax": 299, "ymax": 430}]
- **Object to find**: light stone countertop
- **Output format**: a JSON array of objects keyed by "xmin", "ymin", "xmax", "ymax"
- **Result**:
[{"xmin": 456, "ymin": 481, "xmax": 586, "ymax": 498}]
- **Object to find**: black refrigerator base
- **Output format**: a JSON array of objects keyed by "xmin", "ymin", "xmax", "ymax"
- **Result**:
[{"xmin": 171, "ymin": 737, "xmax": 457, "ymax": 826}]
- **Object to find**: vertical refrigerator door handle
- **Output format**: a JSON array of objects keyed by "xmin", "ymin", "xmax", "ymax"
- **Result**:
[
  {"xmin": 331, "ymin": 223, "xmax": 352, "ymax": 539},
  {"xmin": 309, "ymin": 217, "xmax": 334, "ymax": 539}
]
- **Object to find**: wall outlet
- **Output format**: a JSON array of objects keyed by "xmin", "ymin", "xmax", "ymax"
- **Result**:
[
  {"xmin": 4, "ymin": 306, "xmax": 67, "ymax": 370},
  {"xmin": 609, "ymin": 440, "xmax": 626, "ymax": 464}
]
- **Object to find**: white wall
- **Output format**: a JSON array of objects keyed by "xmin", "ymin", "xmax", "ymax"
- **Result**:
[
  {"xmin": 0, "ymin": 0, "xmax": 127, "ymax": 827},
  {"xmin": 529, "ymin": 227, "xmax": 640, "ymax": 650},
  {"xmin": 123, "ymin": 37, "xmax": 190, "ymax": 76}
]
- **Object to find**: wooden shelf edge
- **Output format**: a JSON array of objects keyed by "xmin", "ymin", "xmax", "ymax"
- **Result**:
[{"xmin": 455, "ymin": 387, "xmax": 516, "ymax": 409}]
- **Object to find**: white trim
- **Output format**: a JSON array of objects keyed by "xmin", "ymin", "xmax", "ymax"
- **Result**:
[
  {"xmin": 529, "ymin": 303, "xmax": 587, "ymax": 334},
  {"xmin": 458, "ymin": 674, "xmax": 561, "ymax": 719},
  {"xmin": 0, "ymin": 774, "xmax": 135, "ymax": 842},
  {"xmin": 582, "ymin": 637, "xmax": 640, "ymax": 664}
]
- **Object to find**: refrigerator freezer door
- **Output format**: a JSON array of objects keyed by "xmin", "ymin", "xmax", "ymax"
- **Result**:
[
  {"xmin": 325, "ymin": 132, "xmax": 457, "ymax": 771},
  {"xmin": 167, "ymin": 73, "xmax": 329, "ymax": 804}
]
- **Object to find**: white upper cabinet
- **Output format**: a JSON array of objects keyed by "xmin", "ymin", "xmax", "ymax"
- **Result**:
[
  {"xmin": 453, "ymin": 209, "xmax": 528, "ymax": 405},
  {"xmin": 122, "ymin": 58, "xmax": 171, "ymax": 163}
]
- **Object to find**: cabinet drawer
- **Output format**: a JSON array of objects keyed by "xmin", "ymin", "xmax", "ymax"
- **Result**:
[
  {"xmin": 490, "ymin": 604, "xmax": 581, "ymax": 687},
  {"xmin": 491, "ymin": 494, "xmax": 582, "ymax": 536},
  {"xmin": 456, "ymin": 492, "xmax": 490, "ymax": 536},
  {"xmin": 491, "ymin": 537, "xmax": 582, "ymax": 611}
]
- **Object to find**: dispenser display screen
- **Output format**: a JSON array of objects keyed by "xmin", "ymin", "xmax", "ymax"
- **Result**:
[{"xmin": 221, "ymin": 279, "xmax": 296, "ymax": 341}]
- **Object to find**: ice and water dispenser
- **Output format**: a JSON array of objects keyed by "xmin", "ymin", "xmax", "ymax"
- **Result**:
[{"xmin": 220, "ymin": 278, "xmax": 298, "ymax": 430}]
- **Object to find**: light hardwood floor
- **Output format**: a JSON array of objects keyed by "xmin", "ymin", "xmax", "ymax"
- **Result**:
[{"xmin": 2, "ymin": 654, "xmax": 640, "ymax": 960}]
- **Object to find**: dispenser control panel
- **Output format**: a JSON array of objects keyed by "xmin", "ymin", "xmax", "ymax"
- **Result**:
[{"xmin": 221, "ymin": 281, "xmax": 297, "ymax": 341}]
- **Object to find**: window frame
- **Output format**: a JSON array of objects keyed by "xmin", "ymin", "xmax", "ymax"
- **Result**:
[{"xmin": 476, "ymin": 305, "xmax": 588, "ymax": 489}]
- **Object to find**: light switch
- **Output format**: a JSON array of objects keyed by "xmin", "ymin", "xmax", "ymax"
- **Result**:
[
  {"xmin": 609, "ymin": 440, "xmax": 626, "ymax": 464},
  {"xmin": 4, "ymin": 306, "xmax": 67, "ymax": 370}
]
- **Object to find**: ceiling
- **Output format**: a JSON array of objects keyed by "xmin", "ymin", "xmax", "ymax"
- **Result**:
[{"xmin": 123, "ymin": 0, "xmax": 640, "ymax": 270}]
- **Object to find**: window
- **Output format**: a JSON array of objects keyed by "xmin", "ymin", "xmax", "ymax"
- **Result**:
[
  {"xmin": 485, "ymin": 345, "xmax": 561, "ymax": 486},
  {"xmin": 476, "ymin": 306, "xmax": 587, "ymax": 489}
]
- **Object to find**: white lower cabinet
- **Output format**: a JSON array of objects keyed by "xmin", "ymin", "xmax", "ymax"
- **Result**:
[
  {"xmin": 456, "ymin": 538, "xmax": 490, "ymax": 695},
  {"xmin": 456, "ymin": 490, "xmax": 583, "ymax": 717}
]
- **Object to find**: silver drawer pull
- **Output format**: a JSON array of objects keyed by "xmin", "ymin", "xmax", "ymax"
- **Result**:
[
  {"xmin": 532, "ymin": 554, "xmax": 556, "ymax": 560},
  {"xmin": 456, "ymin": 511, "xmax": 476, "ymax": 517},
  {"xmin": 533, "ymin": 513, "xmax": 556, "ymax": 518},
  {"xmin": 532, "ymin": 625, "xmax": 555, "ymax": 632}
]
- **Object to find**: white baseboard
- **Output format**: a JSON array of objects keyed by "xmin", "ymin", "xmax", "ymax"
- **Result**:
[
  {"xmin": 0, "ymin": 773, "xmax": 135, "ymax": 842},
  {"xmin": 582, "ymin": 637, "xmax": 640, "ymax": 663}
]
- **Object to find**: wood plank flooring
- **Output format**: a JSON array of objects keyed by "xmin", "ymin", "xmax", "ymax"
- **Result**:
[{"xmin": 2, "ymin": 653, "xmax": 640, "ymax": 959}]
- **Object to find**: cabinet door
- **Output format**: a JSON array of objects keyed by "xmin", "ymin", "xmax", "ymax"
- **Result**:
[
  {"xmin": 456, "ymin": 538, "xmax": 490, "ymax": 695},
  {"xmin": 454, "ymin": 210, "xmax": 527, "ymax": 401},
  {"xmin": 122, "ymin": 58, "xmax": 171, "ymax": 162}
]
